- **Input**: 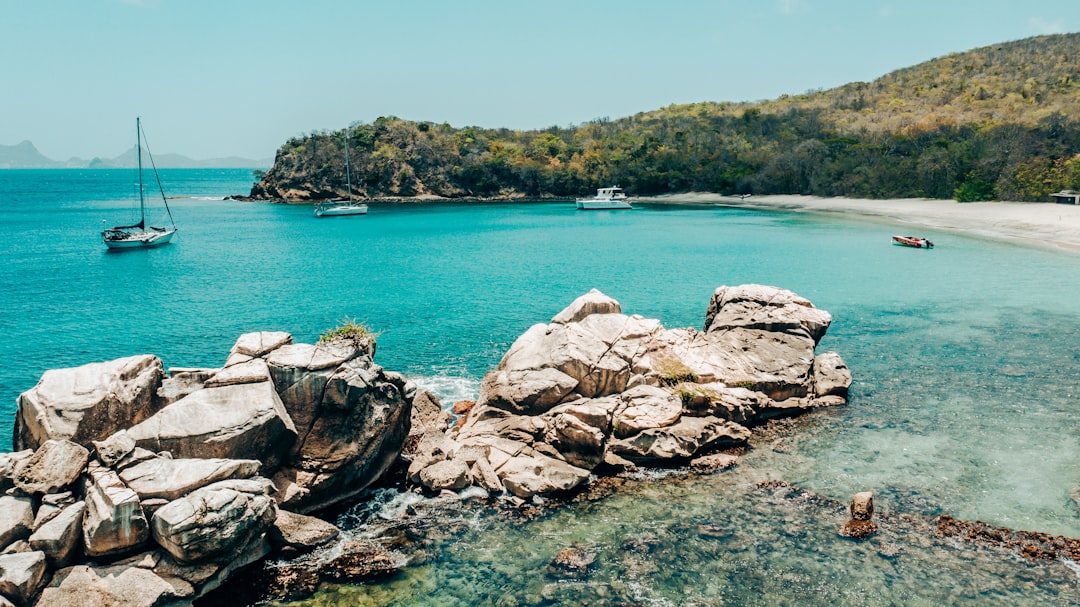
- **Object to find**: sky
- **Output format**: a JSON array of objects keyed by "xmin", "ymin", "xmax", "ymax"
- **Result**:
[{"xmin": 3, "ymin": 0, "xmax": 1079, "ymax": 161}]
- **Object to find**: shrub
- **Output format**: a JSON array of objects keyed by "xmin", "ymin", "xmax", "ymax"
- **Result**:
[{"xmin": 318, "ymin": 317, "xmax": 380, "ymax": 347}]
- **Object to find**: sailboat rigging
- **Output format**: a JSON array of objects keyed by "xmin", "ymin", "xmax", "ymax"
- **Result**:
[
  {"xmin": 315, "ymin": 127, "xmax": 368, "ymax": 217},
  {"xmin": 101, "ymin": 117, "xmax": 178, "ymax": 249}
]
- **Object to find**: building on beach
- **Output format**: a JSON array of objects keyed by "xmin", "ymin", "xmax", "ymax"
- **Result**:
[{"xmin": 1051, "ymin": 190, "xmax": 1080, "ymax": 204}]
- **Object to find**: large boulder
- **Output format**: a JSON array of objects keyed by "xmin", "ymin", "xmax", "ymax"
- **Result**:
[
  {"xmin": 0, "ymin": 550, "xmax": 47, "ymax": 606},
  {"xmin": 123, "ymin": 380, "xmax": 296, "ymax": 471},
  {"xmin": 0, "ymin": 496, "xmax": 34, "ymax": 549},
  {"xmin": 704, "ymin": 284, "xmax": 833, "ymax": 344},
  {"xmin": 151, "ymin": 479, "xmax": 277, "ymax": 563},
  {"xmin": 12, "ymin": 439, "xmax": 89, "ymax": 495},
  {"xmin": 607, "ymin": 416, "xmax": 752, "ymax": 463},
  {"xmin": 28, "ymin": 501, "xmax": 85, "ymax": 568},
  {"xmin": 14, "ymin": 355, "xmax": 164, "ymax": 451},
  {"xmin": 268, "ymin": 510, "xmax": 340, "ymax": 556},
  {"xmin": 813, "ymin": 351, "xmax": 852, "ymax": 397},
  {"xmin": 82, "ymin": 463, "xmax": 149, "ymax": 558},
  {"xmin": 118, "ymin": 457, "xmax": 261, "ymax": 501},
  {"xmin": 35, "ymin": 563, "xmax": 191, "ymax": 607},
  {"xmin": 269, "ymin": 348, "xmax": 411, "ymax": 514},
  {"xmin": 497, "ymin": 453, "xmax": 591, "ymax": 498}
]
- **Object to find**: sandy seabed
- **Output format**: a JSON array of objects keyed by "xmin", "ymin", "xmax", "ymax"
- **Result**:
[{"xmin": 637, "ymin": 193, "xmax": 1080, "ymax": 253}]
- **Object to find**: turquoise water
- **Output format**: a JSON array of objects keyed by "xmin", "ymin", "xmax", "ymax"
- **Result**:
[{"xmin": 1, "ymin": 170, "xmax": 1078, "ymax": 604}]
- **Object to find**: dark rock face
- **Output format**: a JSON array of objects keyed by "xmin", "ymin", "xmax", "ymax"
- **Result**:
[{"xmin": 936, "ymin": 514, "xmax": 1080, "ymax": 561}]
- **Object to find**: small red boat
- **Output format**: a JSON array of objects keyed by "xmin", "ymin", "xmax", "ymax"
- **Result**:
[{"xmin": 892, "ymin": 235, "xmax": 934, "ymax": 249}]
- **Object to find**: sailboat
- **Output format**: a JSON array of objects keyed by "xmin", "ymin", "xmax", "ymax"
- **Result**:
[
  {"xmin": 101, "ymin": 117, "xmax": 178, "ymax": 249},
  {"xmin": 315, "ymin": 128, "xmax": 368, "ymax": 217}
]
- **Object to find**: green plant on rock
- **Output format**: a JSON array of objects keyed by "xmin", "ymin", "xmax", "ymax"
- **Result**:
[
  {"xmin": 318, "ymin": 317, "xmax": 380, "ymax": 348},
  {"xmin": 656, "ymin": 357, "xmax": 698, "ymax": 387}
]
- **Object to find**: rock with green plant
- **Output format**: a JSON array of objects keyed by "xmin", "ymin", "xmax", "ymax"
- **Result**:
[{"xmin": 411, "ymin": 285, "xmax": 850, "ymax": 499}]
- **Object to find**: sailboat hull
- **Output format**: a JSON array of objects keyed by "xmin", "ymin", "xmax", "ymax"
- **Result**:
[
  {"xmin": 315, "ymin": 204, "xmax": 368, "ymax": 216},
  {"xmin": 102, "ymin": 229, "xmax": 176, "ymax": 249}
]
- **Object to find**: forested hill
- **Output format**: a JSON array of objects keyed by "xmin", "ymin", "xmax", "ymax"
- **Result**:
[{"xmin": 250, "ymin": 33, "xmax": 1080, "ymax": 203}]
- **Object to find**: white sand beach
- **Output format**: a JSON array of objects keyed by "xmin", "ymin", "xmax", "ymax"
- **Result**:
[{"xmin": 638, "ymin": 193, "xmax": 1080, "ymax": 253}]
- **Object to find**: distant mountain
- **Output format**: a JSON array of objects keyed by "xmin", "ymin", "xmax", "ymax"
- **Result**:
[
  {"xmin": 0, "ymin": 141, "xmax": 271, "ymax": 169},
  {"xmin": 0, "ymin": 141, "xmax": 62, "ymax": 168}
]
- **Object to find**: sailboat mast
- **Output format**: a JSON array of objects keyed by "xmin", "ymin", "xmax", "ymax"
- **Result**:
[
  {"xmin": 343, "ymin": 128, "xmax": 353, "ymax": 201},
  {"xmin": 137, "ymin": 117, "xmax": 145, "ymax": 228}
]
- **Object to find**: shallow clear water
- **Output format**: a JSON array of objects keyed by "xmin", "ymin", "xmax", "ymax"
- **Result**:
[{"xmin": 1, "ymin": 170, "xmax": 1077, "ymax": 604}]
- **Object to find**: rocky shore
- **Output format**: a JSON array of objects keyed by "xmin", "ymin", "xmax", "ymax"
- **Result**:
[{"xmin": 0, "ymin": 284, "xmax": 853, "ymax": 606}]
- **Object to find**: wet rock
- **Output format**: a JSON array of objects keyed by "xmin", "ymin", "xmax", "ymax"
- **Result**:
[
  {"xmin": 877, "ymin": 543, "xmax": 902, "ymax": 559},
  {"xmin": 839, "ymin": 492, "xmax": 878, "ymax": 539},
  {"xmin": 12, "ymin": 439, "xmax": 89, "ymax": 495},
  {"xmin": 14, "ymin": 354, "xmax": 165, "ymax": 451},
  {"xmin": 418, "ymin": 458, "xmax": 470, "ymax": 492},
  {"xmin": 0, "ymin": 496, "xmax": 34, "ymax": 549},
  {"xmin": 812, "ymin": 351, "xmax": 852, "ymax": 397},
  {"xmin": 936, "ymin": 514, "xmax": 1080, "ymax": 561},
  {"xmin": 268, "ymin": 510, "xmax": 340, "ymax": 557},
  {"xmin": 320, "ymin": 541, "xmax": 400, "ymax": 582},
  {"xmin": 0, "ymin": 550, "xmax": 47, "ymax": 605},
  {"xmin": 546, "ymin": 542, "xmax": 596, "ymax": 579},
  {"xmin": 689, "ymin": 452, "xmax": 739, "ymax": 473}
]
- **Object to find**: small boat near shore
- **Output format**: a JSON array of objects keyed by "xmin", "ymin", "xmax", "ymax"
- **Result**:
[
  {"xmin": 892, "ymin": 235, "xmax": 934, "ymax": 248},
  {"xmin": 576, "ymin": 186, "xmax": 632, "ymax": 210},
  {"xmin": 101, "ymin": 117, "xmax": 178, "ymax": 249},
  {"xmin": 315, "ymin": 127, "xmax": 368, "ymax": 217}
]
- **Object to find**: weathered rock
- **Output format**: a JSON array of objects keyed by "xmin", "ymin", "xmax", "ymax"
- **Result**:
[
  {"xmin": 418, "ymin": 459, "xmax": 470, "ymax": 492},
  {"xmin": 550, "ymin": 289, "xmax": 622, "ymax": 324},
  {"xmin": 689, "ymin": 453, "xmax": 739, "ymax": 473},
  {"xmin": 683, "ymin": 328, "xmax": 817, "ymax": 401},
  {"xmin": 35, "ymin": 563, "xmax": 190, "ymax": 607},
  {"xmin": 543, "ymin": 412, "xmax": 606, "ymax": 470},
  {"xmin": 0, "ymin": 451, "xmax": 32, "ymax": 494},
  {"xmin": 28, "ymin": 501, "xmax": 85, "ymax": 568},
  {"xmin": 92, "ymin": 430, "xmax": 136, "ymax": 468},
  {"xmin": 704, "ymin": 284, "xmax": 833, "ymax": 344},
  {"xmin": 0, "ymin": 496, "xmax": 34, "ymax": 550},
  {"xmin": 470, "ymin": 456, "xmax": 504, "ymax": 494},
  {"xmin": 14, "ymin": 354, "xmax": 165, "ymax": 451},
  {"xmin": 319, "ymin": 541, "xmax": 400, "ymax": 583},
  {"xmin": 607, "ymin": 416, "xmax": 751, "ymax": 463},
  {"xmin": 230, "ymin": 331, "xmax": 293, "ymax": 359},
  {"xmin": 546, "ymin": 542, "xmax": 596, "ymax": 579},
  {"xmin": 157, "ymin": 368, "xmax": 216, "ymax": 407},
  {"xmin": 118, "ymin": 457, "xmax": 260, "ymax": 501},
  {"xmin": 32, "ymin": 493, "xmax": 75, "ymax": 531},
  {"xmin": 839, "ymin": 492, "xmax": 878, "ymax": 538},
  {"xmin": 82, "ymin": 462, "xmax": 149, "ymax": 558},
  {"xmin": 204, "ymin": 357, "xmax": 272, "ymax": 388},
  {"xmin": 268, "ymin": 510, "xmax": 340, "ymax": 557},
  {"xmin": 271, "ymin": 355, "xmax": 410, "ymax": 514},
  {"xmin": 404, "ymin": 389, "xmax": 449, "ymax": 456},
  {"xmin": 497, "ymin": 453, "xmax": 591, "ymax": 498},
  {"xmin": 151, "ymin": 479, "xmax": 276, "ymax": 563},
  {"xmin": 0, "ymin": 550, "xmax": 47, "ymax": 606},
  {"xmin": 813, "ymin": 351, "xmax": 852, "ymax": 397},
  {"xmin": 123, "ymin": 380, "xmax": 296, "ymax": 471},
  {"xmin": 478, "ymin": 366, "xmax": 580, "ymax": 416},
  {"xmin": 12, "ymin": 439, "xmax": 89, "ymax": 495},
  {"xmin": 611, "ymin": 385, "xmax": 682, "ymax": 438}
]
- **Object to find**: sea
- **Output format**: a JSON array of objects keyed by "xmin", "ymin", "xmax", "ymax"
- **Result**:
[{"xmin": 0, "ymin": 169, "xmax": 1077, "ymax": 605}]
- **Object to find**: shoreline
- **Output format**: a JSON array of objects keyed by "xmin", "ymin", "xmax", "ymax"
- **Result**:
[{"xmin": 636, "ymin": 193, "xmax": 1080, "ymax": 253}]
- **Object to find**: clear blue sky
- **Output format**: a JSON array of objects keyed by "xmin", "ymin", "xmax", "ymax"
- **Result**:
[{"xmin": 3, "ymin": 0, "xmax": 1079, "ymax": 161}]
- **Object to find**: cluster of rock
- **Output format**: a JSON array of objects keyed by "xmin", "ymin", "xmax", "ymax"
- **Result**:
[
  {"xmin": 0, "ymin": 284, "xmax": 852, "ymax": 605},
  {"xmin": 0, "ymin": 331, "xmax": 410, "ymax": 606},
  {"xmin": 407, "ymin": 284, "xmax": 851, "ymax": 500}
]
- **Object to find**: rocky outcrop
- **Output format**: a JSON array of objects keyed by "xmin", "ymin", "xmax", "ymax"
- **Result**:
[
  {"xmin": 838, "ymin": 491, "xmax": 878, "ymax": 538},
  {"xmin": 410, "ymin": 286, "xmax": 850, "ymax": 499},
  {"xmin": 3, "ymin": 328, "xmax": 414, "ymax": 606},
  {"xmin": 14, "ymin": 355, "xmax": 165, "ymax": 451}
]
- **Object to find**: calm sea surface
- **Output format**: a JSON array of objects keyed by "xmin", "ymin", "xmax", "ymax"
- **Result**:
[{"xmin": 1, "ymin": 170, "xmax": 1077, "ymax": 605}]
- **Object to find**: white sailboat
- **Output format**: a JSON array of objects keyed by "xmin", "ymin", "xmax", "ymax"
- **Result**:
[
  {"xmin": 101, "ymin": 117, "xmax": 178, "ymax": 249},
  {"xmin": 576, "ymin": 186, "xmax": 632, "ymax": 210},
  {"xmin": 315, "ymin": 128, "xmax": 368, "ymax": 217}
]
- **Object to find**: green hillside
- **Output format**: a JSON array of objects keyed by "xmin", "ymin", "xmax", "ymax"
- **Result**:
[{"xmin": 251, "ymin": 33, "xmax": 1080, "ymax": 203}]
